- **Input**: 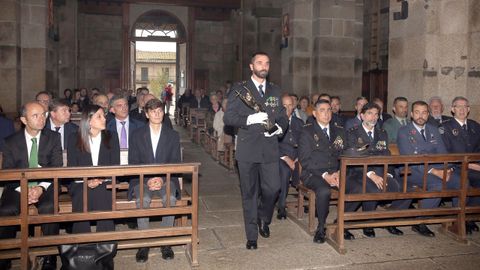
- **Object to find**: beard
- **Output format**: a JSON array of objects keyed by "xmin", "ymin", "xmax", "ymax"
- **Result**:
[
  {"xmin": 413, "ymin": 117, "xmax": 427, "ymax": 126},
  {"xmin": 253, "ymin": 68, "xmax": 268, "ymax": 79},
  {"xmin": 364, "ymin": 120, "xmax": 377, "ymax": 128}
]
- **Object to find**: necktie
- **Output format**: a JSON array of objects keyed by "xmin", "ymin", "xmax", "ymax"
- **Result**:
[
  {"xmin": 367, "ymin": 131, "xmax": 373, "ymax": 141},
  {"xmin": 29, "ymin": 138, "xmax": 39, "ymax": 186},
  {"xmin": 323, "ymin": 127, "xmax": 329, "ymax": 140},
  {"xmin": 420, "ymin": 129, "xmax": 427, "ymax": 141},
  {"xmin": 258, "ymin": 84, "xmax": 264, "ymax": 97},
  {"xmin": 55, "ymin": 126, "xmax": 61, "ymax": 133},
  {"xmin": 120, "ymin": 121, "xmax": 128, "ymax": 149},
  {"xmin": 401, "ymin": 119, "xmax": 406, "ymax": 126},
  {"xmin": 462, "ymin": 124, "xmax": 467, "ymax": 131}
]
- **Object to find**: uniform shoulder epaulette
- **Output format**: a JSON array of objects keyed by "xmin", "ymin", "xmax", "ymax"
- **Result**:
[
  {"xmin": 303, "ymin": 123, "xmax": 313, "ymax": 128},
  {"xmin": 443, "ymin": 118, "xmax": 452, "ymax": 123}
]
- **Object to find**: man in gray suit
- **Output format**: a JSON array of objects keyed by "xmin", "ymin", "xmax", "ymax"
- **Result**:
[{"xmin": 383, "ymin": 96, "xmax": 409, "ymax": 143}]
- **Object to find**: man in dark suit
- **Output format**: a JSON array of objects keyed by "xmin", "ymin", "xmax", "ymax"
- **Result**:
[
  {"xmin": 299, "ymin": 99, "xmax": 359, "ymax": 243},
  {"xmin": 346, "ymin": 102, "xmax": 409, "ymax": 238},
  {"xmin": 44, "ymin": 99, "xmax": 78, "ymax": 151},
  {"xmin": 276, "ymin": 94, "xmax": 303, "ymax": 220},
  {"xmin": 0, "ymin": 101, "xmax": 62, "ymax": 270},
  {"xmin": 190, "ymin": 88, "xmax": 211, "ymax": 109},
  {"xmin": 107, "ymin": 95, "xmax": 145, "ymax": 149},
  {"xmin": 128, "ymin": 98, "xmax": 181, "ymax": 263},
  {"xmin": 0, "ymin": 114, "xmax": 15, "ymax": 151},
  {"xmin": 331, "ymin": 96, "xmax": 347, "ymax": 128},
  {"xmin": 427, "ymin": 96, "xmax": 452, "ymax": 127},
  {"xmin": 441, "ymin": 96, "xmax": 480, "ymax": 234},
  {"xmin": 224, "ymin": 52, "xmax": 288, "ymax": 250},
  {"xmin": 397, "ymin": 100, "xmax": 461, "ymax": 237},
  {"xmin": 130, "ymin": 93, "xmax": 173, "ymax": 129},
  {"xmin": 383, "ymin": 96, "xmax": 409, "ymax": 143},
  {"xmin": 372, "ymin": 97, "xmax": 392, "ymax": 128},
  {"xmin": 345, "ymin": 96, "xmax": 368, "ymax": 130}
]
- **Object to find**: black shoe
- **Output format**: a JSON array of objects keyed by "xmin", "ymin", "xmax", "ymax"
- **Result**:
[
  {"xmin": 41, "ymin": 255, "xmax": 56, "ymax": 270},
  {"xmin": 344, "ymin": 229, "xmax": 355, "ymax": 240},
  {"xmin": 258, "ymin": 220, "xmax": 270, "ymax": 238},
  {"xmin": 127, "ymin": 221, "xmax": 138, "ymax": 229},
  {"xmin": 466, "ymin": 221, "xmax": 479, "ymax": 235},
  {"xmin": 385, "ymin": 226, "xmax": 404, "ymax": 236},
  {"xmin": 363, "ymin": 228, "xmax": 375, "ymax": 238},
  {"xmin": 313, "ymin": 228, "xmax": 326, "ymax": 244},
  {"xmin": 276, "ymin": 209, "xmax": 287, "ymax": 220},
  {"xmin": 161, "ymin": 246, "xmax": 174, "ymax": 260},
  {"xmin": 412, "ymin": 224, "xmax": 435, "ymax": 237},
  {"xmin": 246, "ymin": 240, "xmax": 257, "ymax": 250},
  {"xmin": 136, "ymin": 247, "xmax": 149, "ymax": 263},
  {"xmin": 0, "ymin": 259, "xmax": 12, "ymax": 270}
]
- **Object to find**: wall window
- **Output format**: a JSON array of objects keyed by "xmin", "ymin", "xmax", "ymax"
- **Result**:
[
  {"xmin": 141, "ymin": 67, "xmax": 148, "ymax": 81},
  {"xmin": 162, "ymin": 67, "xmax": 170, "ymax": 77}
]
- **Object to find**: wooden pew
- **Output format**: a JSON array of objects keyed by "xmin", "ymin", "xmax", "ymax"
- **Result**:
[
  {"xmin": 189, "ymin": 109, "xmax": 208, "ymax": 143},
  {"xmin": 328, "ymin": 153, "xmax": 480, "ymax": 254},
  {"xmin": 0, "ymin": 163, "xmax": 200, "ymax": 268}
]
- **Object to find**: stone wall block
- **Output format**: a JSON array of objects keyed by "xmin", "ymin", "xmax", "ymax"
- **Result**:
[
  {"xmin": 293, "ymin": 37, "xmax": 310, "ymax": 53},
  {"xmin": 403, "ymin": 36, "xmax": 426, "ymax": 70},
  {"xmin": 439, "ymin": 0, "xmax": 468, "ymax": 35},
  {"xmin": 292, "ymin": 56, "xmax": 310, "ymax": 74},
  {"xmin": 21, "ymin": 24, "xmax": 46, "ymax": 48},
  {"xmin": 313, "ymin": 18, "xmax": 332, "ymax": 36},
  {"xmin": 0, "ymin": 23, "xmax": 17, "ymax": 45},
  {"xmin": 30, "ymin": 5, "xmax": 47, "ymax": 25},
  {"xmin": 332, "ymin": 19, "xmax": 343, "ymax": 36},
  {"xmin": 293, "ymin": 20, "xmax": 311, "ymax": 37},
  {"xmin": 0, "ymin": 1, "xmax": 18, "ymax": 22},
  {"xmin": 318, "ymin": 56, "xmax": 353, "ymax": 77},
  {"xmin": 319, "ymin": 0, "xmax": 355, "ymax": 20},
  {"xmin": 0, "ymin": 68, "xmax": 17, "ymax": 105},
  {"xmin": 469, "ymin": 0, "xmax": 480, "ymax": 32},
  {"xmin": 317, "ymin": 37, "xmax": 355, "ymax": 57},
  {"xmin": 343, "ymin": 20, "xmax": 354, "ymax": 37},
  {"xmin": 21, "ymin": 67, "xmax": 45, "ymax": 99},
  {"xmin": 0, "ymin": 46, "xmax": 17, "ymax": 68},
  {"xmin": 22, "ymin": 47, "xmax": 45, "ymax": 70}
]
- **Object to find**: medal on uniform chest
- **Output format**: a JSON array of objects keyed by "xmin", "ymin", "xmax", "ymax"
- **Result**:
[
  {"xmin": 452, "ymin": 129, "xmax": 459, "ymax": 136},
  {"xmin": 376, "ymin": 140, "xmax": 386, "ymax": 150},
  {"xmin": 314, "ymin": 133, "xmax": 319, "ymax": 142},
  {"xmin": 358, "ymin": 137, "xmax": 363, "ymax": 145},
  {"xmin": 333, "ymin": 136, "xmax": 344, "ymax": 149}
]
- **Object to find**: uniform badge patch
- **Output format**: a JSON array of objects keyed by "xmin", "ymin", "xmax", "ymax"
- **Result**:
[
  {"xmin": 452, "ymin": 129, "xmax": 459, "ymax": 136},
  {"xmin": 333, "ymin": 136, "xmax": 344, "ymax": 149},
  {"xmin": 376, "ymin": 140, "xmax": 387, "ymax": 150}
]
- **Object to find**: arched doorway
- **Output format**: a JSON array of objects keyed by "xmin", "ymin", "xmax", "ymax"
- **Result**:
[{"xmin": 130, "ymin": 9, "xmax": 187, "ymax": 115}]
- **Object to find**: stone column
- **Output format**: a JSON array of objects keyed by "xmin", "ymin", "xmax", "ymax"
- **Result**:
[
  {"xmin": 0, "ymin": 0, "xmax": 21, "ymax": 113},
  {"xmin": 389, "ymin": 0, "xmax": 479, "ymax": 121},
  {"xmin": 20, "ymin": 0, "xmax": 48, "ymax": 104},
  {"xmin": 57, "ymin": 0, "xmax": 77, "ymax": 93}
]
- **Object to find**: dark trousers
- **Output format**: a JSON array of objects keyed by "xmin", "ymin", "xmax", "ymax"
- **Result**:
[
  {"xmin": 468, "ymin": 169, "xmax": 480, "ymax": 206},
  {"xmin": 0, "ymin": 186, "xmax": 59, "ymax": 239},
  {"xmin": 349, "ymin": 171, "xmax": 411, "ymax": 211},
  {"xmin": 277, "ymin": 160, "xmax": 293, "ymax": 211},
  {"xmin": 304, "ymin": 174, "xmax": 361, "ymax": 231},
  {"xmin": 70, "ymin": 182, "xmax": 114, "ymax": 233},
  {"xmin": 408, "ymin": 170, "xmax": 461, "ymax": 209},
  {"xmin": 237, "ymin": 161, "xmax": 281, "ymax": 241}
]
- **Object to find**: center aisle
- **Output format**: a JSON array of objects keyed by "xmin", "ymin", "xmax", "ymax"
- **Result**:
[{"xmin": 113, "ymin": 121, "xmax": 480, "ymax": 270}]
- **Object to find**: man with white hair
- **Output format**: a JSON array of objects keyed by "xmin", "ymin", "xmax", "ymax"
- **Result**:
[{"xmin": 427, "ymin": 96, "xmax": 452, "ymax": 127}]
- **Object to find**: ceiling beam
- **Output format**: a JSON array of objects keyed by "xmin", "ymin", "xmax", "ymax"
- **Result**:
[{"xmin": 79, "ymin": 0, "xmax": 240, "ymax": 10}]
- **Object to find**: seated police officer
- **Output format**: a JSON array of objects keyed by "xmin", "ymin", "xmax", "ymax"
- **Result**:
[
  {"xmin": 298, "ymin": 99, "xmax": 359, "ymax": 243},
  {"xmin": 441, "ymin": 96, "xmax": 480, "ymax": 234},
  {"xmin": 346, "ymin": 102, "xmax": 410, "ymax": 238}
]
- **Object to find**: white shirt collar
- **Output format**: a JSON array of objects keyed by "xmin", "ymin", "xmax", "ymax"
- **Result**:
[
  {"xmin": 251, "ymin": 76, "xmax": 266, "ymax": 93},
  {"xmin": 362, "ymin": 123, "xmax": 374, "ymax": 136},
  {"xmin": 150, "ymin": 125, "xmax": 162, "ymax": 159},
  {"xmin": 454, "ymin": 117, "xmax": 466, "ymax": 127},
  {"xmin": 89, "ymin": 133, "xmax": 102, "ymax": 166},
  {"xmin": 24, "ymin": 129, "xmax": 41, "ymax": 163}
]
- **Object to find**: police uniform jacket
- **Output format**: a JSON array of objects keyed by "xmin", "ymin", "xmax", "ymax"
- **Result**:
[
  {"xmin": 441, "ymin": 118, "xmax": 480, "ymax": 153},
  {"xmin": 346, "ymin": 125, "xmax": 393, "ymax": 176},
  {"xmin": 397, "ymin": 122, "xmax": 448, "ymax": 176},
  {"xmin": 298, "ymin": 121, "xmax": 346, "ymax": 179},
  {"xmin": 223, "ymin": 79, "xmax": 288, "ymax": 163},
  {"xmin": 279, "ymin": 115, "xmax": 303, "ymax": 160}
]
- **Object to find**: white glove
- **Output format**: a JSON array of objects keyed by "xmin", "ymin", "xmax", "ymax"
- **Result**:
[
  {"xmin": 246, "ymin": 112, "xmax": 268, "ymax": 126},
  {"xmin": 264, "ymin": 123, "xmax": 283, "ymax": 137}
]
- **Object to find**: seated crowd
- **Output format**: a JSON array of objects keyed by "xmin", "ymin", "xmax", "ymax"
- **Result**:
[
  {"xmin": 0, "ymin": 84, "xmax": 479, "ymax": 268},
  {"xmin": 0, "ymin": 86, "xmax": 182, "ymax": 270}
]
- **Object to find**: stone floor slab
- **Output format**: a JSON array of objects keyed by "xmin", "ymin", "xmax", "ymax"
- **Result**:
[{"xmin": 201, "ymin": 195, "xmax": 243, "ymax": 211}]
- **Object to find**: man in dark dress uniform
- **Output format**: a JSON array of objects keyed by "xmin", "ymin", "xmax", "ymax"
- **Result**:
[
  {"xmin": 276, "ymin": 94, "xmax": 303, "ymax": 220},
  {"xmin": 224, "ymin": 52, "xmax": 288, "ymax": 250},
  {"xmin": 298, "ymin": 99, "xmax": 359, "ymax": 244},
  {"xmin": 427, "ymin": 96, "xmax": 452, "ymax": 127},
  {"xmin": 346, "ymin": 102, "xmax": 409, "ymax": 238},
  {"xmin": 441, "ymin": 96, "xmax": 480, "ymax": 234}
]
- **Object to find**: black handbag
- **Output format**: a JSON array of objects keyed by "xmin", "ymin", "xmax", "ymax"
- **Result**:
[{"xmin": 58, "ymin": 242, "xmax": 117, "ymax": 270}]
